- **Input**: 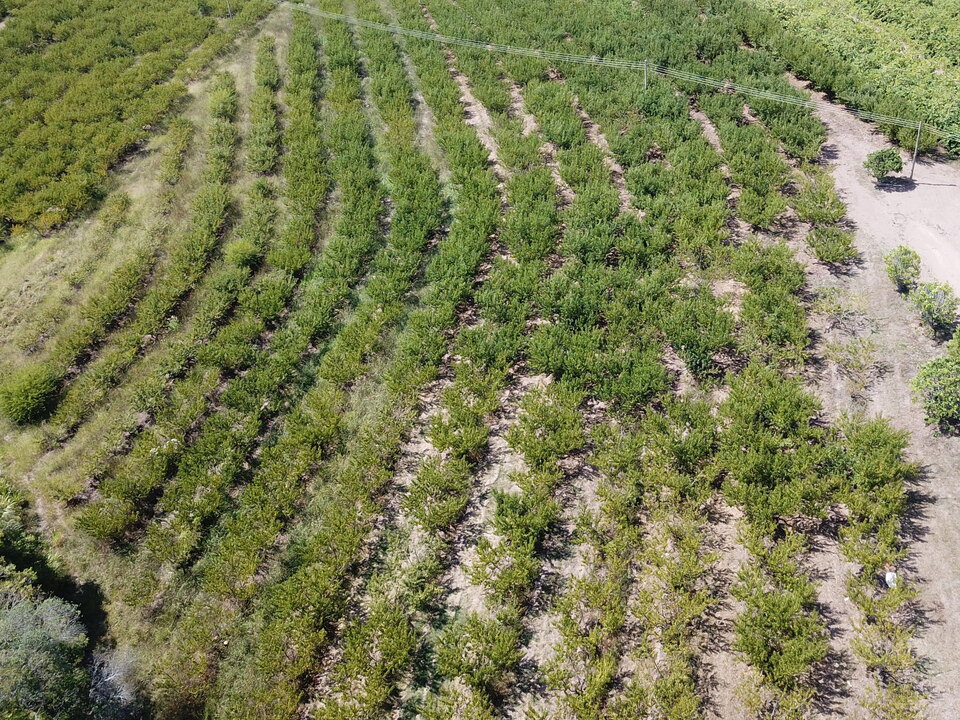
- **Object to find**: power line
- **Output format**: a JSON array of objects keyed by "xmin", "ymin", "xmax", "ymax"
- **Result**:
[{"xmin": 276, "ymin": 0, "xmax": 960, "ymax": 144}]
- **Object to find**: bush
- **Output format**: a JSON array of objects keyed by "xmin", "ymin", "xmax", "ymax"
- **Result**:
[
  {"xmin": 910, "ymin": 281, "xmax": 958, "ymax": 334},
  {"xmin": 0, "ymin": 364, "xmax": 60, "ymax": 424},
  {"xmin": 864, "ymin": 148, "xmax": 903, "ymax": 181},
  {"xmin": 733, "ymin": 585, "xmax": 827, "ymax": 690},
  {"xmin": 883, "ymin": 246, "xmax": 920, "ymax": 292},
  {"xmin": 913, "ymin": 353, "xmax": 960, "ymax": 428},
  {"xmin": 208, "ymin": 72, "xmax": 238, "ymax": 121},
  {"xmin": 404, "ymin": 457, "xmax": 472, "ymax": 533},
  {"xmin": 159, "ymin": 118, "xmax": 194, "ymax": 187},
  {"xmin": 99, "ymin": 193, "xmax": 132, "ymax": 231},
  {"xmin": 435, "ymin": 613, "xmax": 523, "ymax": 699},
  {"xmin": 807, "ymin": 226, "xmax": 858, "ymax": 265},
  {"xmin": 506, "ymin": 384, "xmax": 584, "ymax": 468},
  {"xmin": 791, "ymin": 169, "xmax": 845, "ymax": 225}
]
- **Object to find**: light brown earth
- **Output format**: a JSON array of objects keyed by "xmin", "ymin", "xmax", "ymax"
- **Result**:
[{"xmin": 790, "ymin": 76, "xmax": 960, "ymax": 718}]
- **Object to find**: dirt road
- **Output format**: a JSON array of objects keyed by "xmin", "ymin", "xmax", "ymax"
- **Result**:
[
  {"xmin": 792, "ymin": 78, "xmax": 960, "ymax": 290},
  {"xmin": 794, "ymin": 76, "xmax": 960, "ymax": 718}
]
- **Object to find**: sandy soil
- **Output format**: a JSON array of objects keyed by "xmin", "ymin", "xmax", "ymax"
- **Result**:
[
  {"xmin": 790, "ymin": 76, "xmax": 960, "ymax": 717},
  {"xmin": 701, "ymin": 500, "xmax": 753, "ymax": 720}
]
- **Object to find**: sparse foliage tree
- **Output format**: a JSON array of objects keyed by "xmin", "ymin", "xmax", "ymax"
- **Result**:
[
  {"xmin": 910, "ymin": 281, "xmax": 958, "ymax": 334},
  {"xmin": 884, "ymin": 246, "xmax": 921, "ymax": 292},
  {"xmin": 0, "ymin": 592, "xmax": 91, "ymax": 719}
]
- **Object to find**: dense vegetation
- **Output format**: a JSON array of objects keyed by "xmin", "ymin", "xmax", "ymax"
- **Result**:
[
  {"xmin": 0, "ymin": 0, "xmax": 943, "ymax": 717},
  {"xmin": 0, "ymin": 0, "xmax": 271, "ymax": 236},
  {"xmin": 749, "ymin": 0, "xmax": 960, "ymax": 149}
]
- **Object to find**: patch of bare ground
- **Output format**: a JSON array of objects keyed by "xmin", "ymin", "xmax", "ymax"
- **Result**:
[
  {"xmin": 803, "ymin": 526, "xmax": 866, "ymax": 718},
  {"xmin": 570, "ymin": 94, "xmax": 644, "ymax": 220},
  {"xmin": 785, "ymin": 73, "xmax": 960, "ymax": 716},
  {"xmin": 505, "ymin": 79, "xmax": 575, "ymax": 208},
  {"xmin": 700, "ymin": 499, "xmax": 752, "ymax": 720},
  {"xmin": 446, "ymin": 373, "xmax": 551, "ymax": 621},
  {"xmin": 710, "ymin": 277, "xmax": 748, "ymax": 320},
  {"xmin": 663, "ymin": 343, "xmax": 698, "ymax": 396},
  {"xmin": 691, "ymin": 105, "xmax": 725, "ymax": 157},
  {"xmin": 301, "ymin": 369, "xmax": 447, "ymax": 715},
  {"xmin": 741, "ymin": 103, "xmax": 760, "ymax": 127}
]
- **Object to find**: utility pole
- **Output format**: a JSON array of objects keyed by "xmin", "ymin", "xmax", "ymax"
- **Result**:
[
  {"xmin": 226, "ymin": 0, "xmax": 233, "ymax": 16},
  {"xmin": 644, "ymin": 60, "xmax": 648, "ymax": 90},
  {"xmin": 910, "ymin": 121, "xmax": 922, "ymax": 180}
]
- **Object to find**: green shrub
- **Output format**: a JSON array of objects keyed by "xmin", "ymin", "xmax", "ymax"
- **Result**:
[
  {"xmin": 864, "ymin": 148, "xmax": 903, "ymax": 181},
  {"xmin": 913, "ymin": 353, "xmax": 960, "ymax": 428},
  {"xmin": 506, "ymin": 384, "xmax": 584, "ymax": 468},
  {"xmin": 471, "ymin": 537, "xmax": 541, "ymax": 607},
  {"xmin": 159, "ymin": 118, "xmax": 195, "ymax": 186},
  {"xmin": 791, "ymin": 169, "xmax": 845, "ymax": 225},
  {"xmin": 403, "ymin": 457, "xmax": 472, "ymax": 533},
  {"xmin": 435, "ymin": 613, "xmax": 523, "ymax": 699},
  {"xmin": 254, "ymin": 35, "xmax": 281, "ymax": 91},
  {"xmin": 883, "ymin": 246, "xmax": 921, "ymax": 292},
  {"xmin": 659, "ymin": 289, "xmax": 735, "ymax": 378},
  {"xmin": 99, "ymin": 193, "xmax": 132, "ymax": 231},
  {"xmin": 807, "ymin": 226, "xmax": 858, "ymax": 265},
  {"xmin": 733, "ymin": 584, "xmax": 827, "ymax": 690},
  {"xmin": 0, "ymin": 364, "xmax": 60, "ymax": 424},
  {"xmin": 910, "ymin": 281, "xmax": 958, "ymax": 334},
  {"xmin": 733, "ymin": 238, "xmax": 805, "ymax": 295},
  {"xmin": 0, "ymin": 591, "xmax": 91, "ymax": 719},
  {"xmin": 208, "ymin": 72, "xmax": 238, "ymax": 121}
]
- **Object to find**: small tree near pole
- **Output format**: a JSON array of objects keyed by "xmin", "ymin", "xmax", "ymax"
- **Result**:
[{"xmin": 864, "ymin": 148, "xmax": 904, "ymax": 182}]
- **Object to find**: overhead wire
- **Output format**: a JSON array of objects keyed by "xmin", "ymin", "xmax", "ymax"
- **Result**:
[{"xmin": 276, "ymin": 0, "xmax": 960, "ymax": 143}]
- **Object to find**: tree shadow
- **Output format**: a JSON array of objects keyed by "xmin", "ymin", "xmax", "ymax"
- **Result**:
[
  {"xmin": 819, "ymin": 143, "xmax": 839, "ymax": 162},
  {"xmin": 876, "ymin": 176, "xmax": 916, "ymax": 193}
]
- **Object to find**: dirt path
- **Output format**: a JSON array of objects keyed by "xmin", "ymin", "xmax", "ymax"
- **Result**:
[{"xmin": 791, "ymin": 76, "xmax": 960, "ymax": 717}]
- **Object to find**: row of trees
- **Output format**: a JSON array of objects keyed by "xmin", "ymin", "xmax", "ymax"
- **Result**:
[
  {"xmin": 204, "ymin": 3, "xmax": 502, "ymax": 714},
  {"xmin": 5, "ymin": 72, "xmax": 239, "ymax": 435},
  {"xmin": 420, "ymin": 0, "xmax": 924, "ymax": 717}
]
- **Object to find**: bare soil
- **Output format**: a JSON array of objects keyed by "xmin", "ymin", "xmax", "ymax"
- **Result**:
[
  {"xmin": 790, "ymin": 77, "xmax": 960, "ymax": 290},
  {"xmin": 701, "ymin": 500, "xmax": 753, "ymax": 720}
]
